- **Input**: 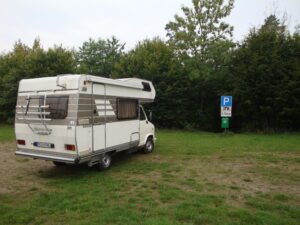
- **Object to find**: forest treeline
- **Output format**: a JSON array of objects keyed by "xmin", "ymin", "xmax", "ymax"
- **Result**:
[{"xmin": 0, "ymin": 0, "xmax": 299, "ymax": 131}]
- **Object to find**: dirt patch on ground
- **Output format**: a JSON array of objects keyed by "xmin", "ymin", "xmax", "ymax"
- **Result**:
[
  {"xmin": 134, "ymin": 153, "xmax": 300, "ymax": 207},
  {"xmin": 186, "ymin": 155, "xmax": 299, "ymax": 195},
  {"xmin": 0, "ymin": 142, "xmax": 54, "ymax": 194},
  {"xmin": 99, "ymin": 151, "xmax": 299, "ymax": 209},
  {"xmin": 1, "ymin": 142, "xmax": 299, "ymax": 208}
]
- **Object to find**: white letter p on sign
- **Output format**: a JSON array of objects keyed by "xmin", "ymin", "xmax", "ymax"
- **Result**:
[{"xmin": 224, "ymin": 97, "xmax": 229, "ymax": 105}]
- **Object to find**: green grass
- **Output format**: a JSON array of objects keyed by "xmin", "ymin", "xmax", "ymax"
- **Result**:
[
  {"xmin": 157, "ymin": 130, "xmax": 300, "ymax": 155},
  {"xmin": 0, "ymin": 127, "xmax": 299, "ymax": 225},
  {"xmin": 0, "ymin": 126, "xmax": 15, "ymax": 142}
]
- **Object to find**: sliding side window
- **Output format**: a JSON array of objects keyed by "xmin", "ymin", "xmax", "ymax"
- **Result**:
[{"xmin": 117, "ymin": 98, "xmax": 138, "ymax": 120}]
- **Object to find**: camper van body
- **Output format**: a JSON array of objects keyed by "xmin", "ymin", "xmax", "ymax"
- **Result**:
[{"xmin": 15, "ymin": 74, "xmax": 156, "ymax": 168}]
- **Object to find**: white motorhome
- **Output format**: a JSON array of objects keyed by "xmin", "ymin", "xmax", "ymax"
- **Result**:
[{"xmin": 15, "ymin": 74, "xmax": 156, "ymax": 169}]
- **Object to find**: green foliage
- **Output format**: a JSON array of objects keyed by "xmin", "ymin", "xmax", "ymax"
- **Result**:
[
  {"xmin": 231, "ymin": 15, "xmax": 300, "ymax": 130},
  {"xmin": 113, "ymin": 38, "xmax": 195, "ymax": 128},
  {"xmin": 0, "ymin": 39, "xmax": 75, "ymax": 123},
  {"xmin": 163, "ymin": 0, "xmax": 236, "ymax": 130},
  {"xmin": 165, "ymin": 0, "xmax": 234, "ymax": 62},
  {"xmin": 0, "ymin": 1, "xmax": 299, "ymax": 131},
  {"xmin": 76, "ymin": 36, "xmax": 125, "ymax": 77}
]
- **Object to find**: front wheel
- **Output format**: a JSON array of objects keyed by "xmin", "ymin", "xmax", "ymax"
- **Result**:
[
  {"xmin": 97, "ymin": 153, "xmax": 112, "ymax": 170},
  {"xmin": 142, "ymin": 137, "xmax": 154, "ymax": 154}
]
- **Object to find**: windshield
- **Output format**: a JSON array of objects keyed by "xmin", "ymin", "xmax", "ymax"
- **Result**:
[{"xmin": 139, "ymin": 106, "xmax": 146, "ymax": 121}]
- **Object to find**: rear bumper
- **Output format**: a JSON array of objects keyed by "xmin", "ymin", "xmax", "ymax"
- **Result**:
[{"xmin": 15, "ymin": 148, "xmax": 78, "ymax": 164}]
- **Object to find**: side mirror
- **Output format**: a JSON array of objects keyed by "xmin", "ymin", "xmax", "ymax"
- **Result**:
[{"xmin": 148, "ymin": 110, "xmax": 153, "ymax": 122}]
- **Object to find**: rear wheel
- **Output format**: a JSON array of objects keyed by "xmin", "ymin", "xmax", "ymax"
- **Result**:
[
  {"xmin": 142, "ymin": 137, "xmax": 154, "ymax": 154},
  {"xmin": 53, "ymin": 161, "xmax": 66, "ymax": 167},
  {"xmin": 97, "ymin": 153, "xmax": 112, "ymax": 170}
]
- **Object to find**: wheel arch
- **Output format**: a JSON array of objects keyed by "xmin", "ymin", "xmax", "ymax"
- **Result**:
[{"xmin": 143, "ymin": 133, "xmax": 154, "ymax": 145}]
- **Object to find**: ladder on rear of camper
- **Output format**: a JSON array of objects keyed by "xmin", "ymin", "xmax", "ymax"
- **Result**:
[{"xmin": 16, "ymin": 94, "xmax": 52, "ymax": 135}]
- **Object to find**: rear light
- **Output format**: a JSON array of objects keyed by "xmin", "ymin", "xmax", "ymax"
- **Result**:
[
  {"xmin": 17, "ymin": 140, "xmax": 26, "ymax": 145},
  {"xmin": 65, "ymin": 144, "xmax": 76, "ymax": 151}
]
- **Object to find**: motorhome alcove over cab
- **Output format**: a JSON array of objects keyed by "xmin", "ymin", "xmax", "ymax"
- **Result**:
[{"xmin": 15, "ymin": 74, "xmax": 156, "ymax": 169}]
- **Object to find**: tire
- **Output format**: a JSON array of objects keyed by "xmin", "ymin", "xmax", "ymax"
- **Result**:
[
  {"xmin": 142, "ymin": 137, "xmax": 154, "ymax": 154},
  {"xmin": 53, "ymin": 161, "xmax": 66, "ymax": 167},
  {"xmin": 97, "ymin": 153, "xmax": 112, "ymax": 170}
]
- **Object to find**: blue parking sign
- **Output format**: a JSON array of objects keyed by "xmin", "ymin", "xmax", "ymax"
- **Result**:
[{"xmin": 221, "ymin": 96, "xmax": 232, "ymax": 107}]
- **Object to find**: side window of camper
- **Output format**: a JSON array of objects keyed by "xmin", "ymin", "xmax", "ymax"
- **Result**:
[
  {"xmin": 39, "ymin": 96, "xmax": 69, "ymax": 119},
  {"xmin": 117, "ymin": 99, "xmax": 138, "ymax": 120}
]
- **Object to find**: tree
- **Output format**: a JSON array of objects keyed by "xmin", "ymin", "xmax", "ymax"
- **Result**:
[
  {"xmin": 76, "ymin": 36, "xmax": 125, "ymax": 77},
  {"xmin": 260, "ymin": 14, "xmax": 286, "ymax": 34},
  {"xmin": 165, "ymin": 0, "xmax": 234, "ymax": 65},
  {"xmin": 0, "ymin": 39, "xmax": 75, "ymax": 123},
  {"xmin": 113, "ymin": 38, "xmax": 192, "ymax": 128},
  {"xmin": 231, "ymin": 15, "xmax": 300, "ymax": 130},
  {"xmin": 164, "ymin": 0, "xmax": 235, "ymax": 130}
]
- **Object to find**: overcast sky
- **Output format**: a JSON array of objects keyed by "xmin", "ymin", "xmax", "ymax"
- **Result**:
[{"xmin": 0, "ymin": 0, "xmax": 299, "ymax": 52}]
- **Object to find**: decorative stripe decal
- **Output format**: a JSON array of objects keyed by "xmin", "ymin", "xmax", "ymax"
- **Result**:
[{"xmin": 15, "ymin": 93, "xmax": 140, "ymax": 125}]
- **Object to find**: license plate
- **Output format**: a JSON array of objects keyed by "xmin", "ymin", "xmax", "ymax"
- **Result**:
[{"xmin": 33, "ymin": 142, "xmax": 54, "ymax": 149}]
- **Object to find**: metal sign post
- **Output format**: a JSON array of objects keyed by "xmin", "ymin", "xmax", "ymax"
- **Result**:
[{"xmin": 220, "ymin": 96, "xmax": 232, "ymax": 132}]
